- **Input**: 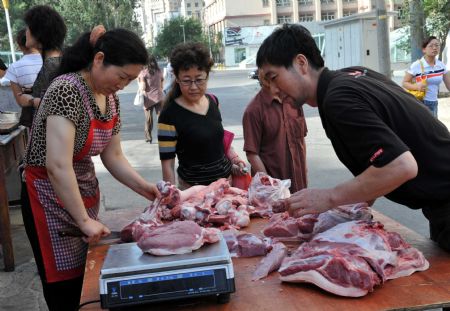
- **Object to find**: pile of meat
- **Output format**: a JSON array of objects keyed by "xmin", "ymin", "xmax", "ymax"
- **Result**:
[
  {"xmin": 278, "ymin": 220, "xmax": 429, "ymax": 297},
  {"xmin": 118, "ymin": 174, "xmax": 429, "ymax": 298},
  {"xmin": 120, "ymin": 173, "xmax": 291, "ymax": 255}
]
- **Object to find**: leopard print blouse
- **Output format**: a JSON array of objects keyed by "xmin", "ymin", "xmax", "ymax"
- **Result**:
[{"xmin": 24, "ymin": 72, "xmax": 121, "ymax": 167}]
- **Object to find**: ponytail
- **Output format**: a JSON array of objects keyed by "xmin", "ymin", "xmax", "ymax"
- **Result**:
[
  {"xmin": 59, "ymin": 28, "xmax": 148, "ymax": 76},
  {"xmin": 58, "ymin": 32, "xmax": 93, "ymax": 75}
]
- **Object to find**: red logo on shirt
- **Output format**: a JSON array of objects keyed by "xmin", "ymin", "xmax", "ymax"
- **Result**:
[{"xmin": 370, "ymin": 148, "xmax": 383, "ymax": 163}]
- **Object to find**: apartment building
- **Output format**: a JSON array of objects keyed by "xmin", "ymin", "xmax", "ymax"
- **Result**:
[
  {"xmin": 204, "ymin": 0, "xmax": 403, "ymax": 35},
  {"xmin": 140, "ymin": 0, "xmax": 182, "ymax": 46},
  {"xmin": 180, "ymin": 0, "xmax": 204, "ymax": 19}
]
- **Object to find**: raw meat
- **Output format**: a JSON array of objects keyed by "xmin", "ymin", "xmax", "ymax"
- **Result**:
[
  {"xmin": 252, "ymin": 242, "xmax": 288, "ymax": 281},
  {"xmin": 137, "ymin": 220, "xmax": 221, "ymax": 255},
  {"xmin": 278, "ymin": 220, "xmax": 429, "ymax": 297},
  {"xmin": 222, "ymin": 230, "xmax": 270, "ymax": 257},
  {"xmin": 263, "ymin": 203, "xmax": 372, "ymax": 241},
  {"xmin": 247, "ymin": 172, "xmax": 291, "ymax": 216}
]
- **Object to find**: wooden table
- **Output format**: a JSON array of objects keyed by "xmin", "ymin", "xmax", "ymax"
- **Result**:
[
  {"xmin": 80, "ymin": 209, "xmax": 450, "ymax": 311},
  {"xmin": 0, "ymin": 126, "xmax": 27, "ymax": 272}
]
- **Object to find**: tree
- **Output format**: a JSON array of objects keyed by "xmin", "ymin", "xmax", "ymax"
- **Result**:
[
  {"xmin": 153, "ymin": 17, "xmax": 206, "ymax": 58},
  {"xmin": 1, "ymin": 0, "xmax": 142, "ymax": 50},
  {"xmin": 423, "ymin": 0, "xmax": 450, "ymax": 60},
  {"xmin": 401, "ymin": 0, "xmax": 450, "ymax": 61}
]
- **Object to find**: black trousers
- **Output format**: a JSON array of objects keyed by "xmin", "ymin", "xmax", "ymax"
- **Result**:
[
  {"xmin": 20, "ymin": 182, "xmax": 83, "ymax": 311},
  {"xmin": 422, "ymin": 201, "xmax": 450, "ymax": 252}
]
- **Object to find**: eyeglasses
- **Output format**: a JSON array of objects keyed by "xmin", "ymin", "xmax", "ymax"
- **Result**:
[
  {"xmin": 427, "ymin": 43, "xmax": 441, "ymax": 48},
  {"xmin": 177, "ymin": 78, "xmax": 208, "ymax": 87}
]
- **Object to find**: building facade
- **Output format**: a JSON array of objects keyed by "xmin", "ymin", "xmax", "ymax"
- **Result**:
[
  {"xmin": 203, "ymin": 0, "xmax": 403, "ymax": 37},
  {"xmin": 140, "ymin": 0, "xmax": 182, "ymax": 46},
  {"xmin": 180, "ymin": 0, "xmax": 204, "ymax": 19}
]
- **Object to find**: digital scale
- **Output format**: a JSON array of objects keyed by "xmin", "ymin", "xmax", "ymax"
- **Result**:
[{"xmin": 99, "ymin": 235, "xmax": 235, "ymax": 309}]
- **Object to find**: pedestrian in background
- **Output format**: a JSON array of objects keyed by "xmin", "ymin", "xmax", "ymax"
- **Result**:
[
  {"xmin": 402, "ymin": 36, "xmax": 450, "ymax": 117},
  {"xmin": 243, "ymin": 68, "xmax": 307, "ymax": 193},
  {"xmin": 5, "ymin": 28, "xmax": 42, "ymax": 114},
  {"xmin": 0, "ymin": 59, "xmax": 7, "ymax": 79},
  {"xmin": 18, "ymin": 5, "xmax": 66, "ymax": 127},
  {"xmin": 138, "ymin": 55, "xmax": 163, "ymax": 143},
  {"xmin": 158, "ymin": 42, "xmax": 246, "ymax": 189},
  {"xmin": 21, "ymin": 26, "xmax": 160, "ymax": 311},
  {"xmin": 257, "ymin": 23, "xmax": 450, "ymax": 252}
]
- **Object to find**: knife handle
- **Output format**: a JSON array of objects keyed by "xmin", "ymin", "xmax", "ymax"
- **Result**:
[{"xmin": 58, "ymin": 228, "xmax": 85, "ymax": 237}]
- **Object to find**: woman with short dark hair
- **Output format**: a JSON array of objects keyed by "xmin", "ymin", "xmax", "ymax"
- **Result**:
[
  {"xmin": 158, "ymin": 42, "xmax": 246, "ymax": 189},
  {"xmin": 22, "ymin": 26, "xmax": 160, "ymax": 311},
  {"xmin": 18, "ymin": 5, "xmax": 66, "ymax": 126}
]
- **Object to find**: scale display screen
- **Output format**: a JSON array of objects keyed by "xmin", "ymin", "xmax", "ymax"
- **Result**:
[
  {"xmin": 120, "ymin": 270, "xmax": 215, "ymax": 298},
  {"xmin": 103, "ymin": 268, "xmax": 233, "ymax": 307}
]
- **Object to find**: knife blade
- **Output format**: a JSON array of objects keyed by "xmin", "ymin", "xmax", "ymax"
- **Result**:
[{"xmin": 58, "ymin": 228, "xmax": 121, "ymax": 239}]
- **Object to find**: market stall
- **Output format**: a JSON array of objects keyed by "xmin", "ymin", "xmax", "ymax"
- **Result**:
[{"xmin": 79, "ymin": 208, "xmax": 450, "ymax": 310}]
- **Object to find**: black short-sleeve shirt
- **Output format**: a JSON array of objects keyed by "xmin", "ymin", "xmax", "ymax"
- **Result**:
[{"xmin": 317, "ymin": 67, "xmax": 450, "ymax": 209}]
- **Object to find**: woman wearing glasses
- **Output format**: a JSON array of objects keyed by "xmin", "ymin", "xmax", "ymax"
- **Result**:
[
  {"xmin": 157, "ymin": 42, "xmax": 245, "ymax": 189},
  {"xmin": 402, "ymin": 36, "xmax": 450, "ymax": 117}
]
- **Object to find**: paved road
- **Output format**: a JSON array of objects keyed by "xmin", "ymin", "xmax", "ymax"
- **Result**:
[{"xmin": 1, "ymin": 68, "xmax": 449, "ymax": 311}]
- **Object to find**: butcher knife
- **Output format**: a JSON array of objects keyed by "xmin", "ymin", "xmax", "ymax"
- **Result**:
[{"xmin": 58, "ymin": 228, "xmax": 121, "ymax": 244}]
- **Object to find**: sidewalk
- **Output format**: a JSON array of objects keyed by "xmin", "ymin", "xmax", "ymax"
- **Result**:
[{"xmin": 1, "ymin": 92, "xmax": 450, "ymax": 311}]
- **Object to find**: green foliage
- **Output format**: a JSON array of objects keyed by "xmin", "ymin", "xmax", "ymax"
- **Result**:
[
  {"xmin": 1, "ymin": 0, "xmax": 142, "ymax": 51},
  {"xmin": 399, "ymin": 0, "xmax": 450, "ymax": 57},
  {"xmin": 153, "ymin": 17, "xmax": 208, "ymax": 58}
]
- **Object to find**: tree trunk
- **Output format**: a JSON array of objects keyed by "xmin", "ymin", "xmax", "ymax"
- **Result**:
[{"xmin": 409, "ymin": 0, "xmax": 425, "ymax": 62}]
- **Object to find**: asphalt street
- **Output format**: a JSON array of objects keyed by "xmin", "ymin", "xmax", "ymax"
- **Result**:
[{"xmin": 1, "ymin": 68, "xmax": 449, "ymax": 311}]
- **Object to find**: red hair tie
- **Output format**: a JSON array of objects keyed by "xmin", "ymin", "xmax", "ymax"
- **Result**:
[{"xmin": 90, "ymin": 25, "xmax": 106, "ymax": 46}]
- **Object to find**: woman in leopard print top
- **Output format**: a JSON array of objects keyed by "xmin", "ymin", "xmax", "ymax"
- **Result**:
[{"xmin": 22, "ymin": 27, "xmax": 160, "ymax": 311}]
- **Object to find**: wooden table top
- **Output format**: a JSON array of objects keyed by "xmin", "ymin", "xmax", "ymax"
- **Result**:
[{"xmin": 79, "ymin": 208, "xmax": 450, "ymax": 311}]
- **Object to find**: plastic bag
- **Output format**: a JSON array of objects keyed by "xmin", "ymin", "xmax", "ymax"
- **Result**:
[
  {"xmin": 247, "ymin": 172, "xmax": 291, "ymax": 214},
  {"xmin": 133, "ymin": 90, "xmax": 144, "ymax": 107}
]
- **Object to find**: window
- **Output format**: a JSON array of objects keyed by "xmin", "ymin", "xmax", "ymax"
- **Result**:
[
  {"xmin": 188, "ymin": 11, "xmax": 192, "ymax": 15},
  {"xmin": 343, "ymin": 10, "xmax": 357, "ymax": 16},
  {"xmin": 195, "ymin": 2, "xmax": 199, "ymax": 7},
  {"xmin": 263, "ymin": 19, "xmax": 271, "ymax": 25},
  {"xmin": 187, "ymin": 3, "xmax": 191, "ymax": 7},
  {"xmin": 343, "ymin": 0, "xmax": 356, "ymax": 2},
  {"xmin": 262, "ymin": 0, "xmax": 269, "ymax": 7},
  {"xmin": 276, "ymin": 0, "xmax": 291, "ymax": 7},
  {"xmin": 320, "ymin": 0, "xmax": 334, "ymax": 3},
  {"xmin": 298, "ymin": 0, "xmax": 312, "ymax": 5},
  {"xmin": 299, "ymin": 13, "xmax": 314, "ymax": 22},
  {"xmin": 321, "ymin": 11, "xmax": 335, "ymax": 20},
  {"xmin": 277, "ymin": 15, "xmax": 292, "ymax": 23}
]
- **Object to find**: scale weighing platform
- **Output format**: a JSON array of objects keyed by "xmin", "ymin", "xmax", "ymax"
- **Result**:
[{"xmin": 99, "ymin": 235, "xmax": 235, "ymax": 309}]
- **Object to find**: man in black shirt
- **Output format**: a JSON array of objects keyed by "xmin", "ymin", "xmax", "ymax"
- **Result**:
[{"xmin": 256, "ymin": 24, "xmax": 450, "ymax": 251}]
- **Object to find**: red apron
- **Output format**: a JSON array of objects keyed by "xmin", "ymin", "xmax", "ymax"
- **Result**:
[{"xmin": 25, "ymin": 74, "xmax": 117, "ymax": 282}]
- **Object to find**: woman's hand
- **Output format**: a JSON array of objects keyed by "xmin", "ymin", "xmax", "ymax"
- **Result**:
[
  {"xmin": 416, "ymin": 82, "xmax": 426, "ymax": 92},
  {"xmin": 231, "ymin": 160, "xmax": 248, "ymax": 176},
  {"xmin": 78, "ymin": 218, "xmax": 111, "ymax": 244},
  {"xmin": 141, "ymin": 182, "xmax": 161, "ymax": 201}
]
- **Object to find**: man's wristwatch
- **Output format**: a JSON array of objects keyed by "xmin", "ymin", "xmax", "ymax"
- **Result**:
[{"xmin": 28, "ymin": 97, "xmax": 34, "ymax": 107}]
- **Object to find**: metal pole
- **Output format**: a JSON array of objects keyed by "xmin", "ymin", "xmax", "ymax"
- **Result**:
[
  {"xmin": 181, "ymin": 24, "xmax": 186, "ymax": 43},
  {"xmin": 375, "ymin": 0, "xmax": 391, "ymax": 79},
  {"xmin": 2, "ymin": 0, "xmax": 16, "ymax": 63}
]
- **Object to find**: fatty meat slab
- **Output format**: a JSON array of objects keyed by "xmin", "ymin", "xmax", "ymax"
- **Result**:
[
  {"xmin": 278, "ymin": 220, "xmax": 429, "ymax": 297},
  {"xmin": 136, "ymin": 220, "xmax": 221, "ymax": 255},
  {"xmin": 263, "ymin": 203, "xmax": 372, "ymax": 241}
]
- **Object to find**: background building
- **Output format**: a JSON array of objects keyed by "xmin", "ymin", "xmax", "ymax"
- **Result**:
[
  {"xmin": 140, "ymin": 0, "xmax": 182, "ymax": 46},
  {"xmin": 180, "ymin": 0, "xmax": 204, "ymax": 19}
]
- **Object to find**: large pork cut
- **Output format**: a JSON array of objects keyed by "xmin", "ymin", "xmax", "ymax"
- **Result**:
[
  {"xmin": 263, "ymin": 203, "xmax": 372, "ymax": 241},
  {"xmin": 278, "ymin": 220, "xmax": 429, "ymax": 297},
  {"xmin": 136, "ymin": 220, "xmax": 221, "ymax": 255}
]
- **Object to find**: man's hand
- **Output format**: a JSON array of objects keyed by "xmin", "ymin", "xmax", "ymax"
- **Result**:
[
  {"xmin": 78, "ymin": 218, "xmax": 111, "ymax": 244},
  {"xmin": 286, "ymin": 188, "xmax": 334, "ymax": 217}
]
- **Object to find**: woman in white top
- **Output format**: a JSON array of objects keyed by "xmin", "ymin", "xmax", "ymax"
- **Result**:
[
  {"xmin": 5, "ymin": 29, "xmax": 43, "ymax": 109},
  {"xmin": 402, "ymin": 36, "xmax": 450, "ymax": 117}
]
